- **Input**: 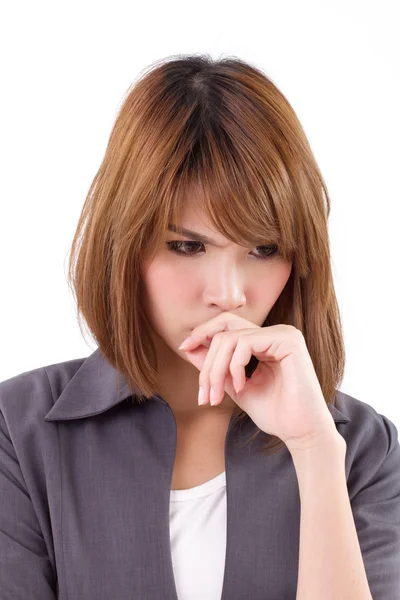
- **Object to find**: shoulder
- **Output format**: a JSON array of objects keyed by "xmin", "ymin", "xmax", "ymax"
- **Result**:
[
  {"xmin": 333, "ymin": 389, "xmax": 400, "ymax": 497},
  {"xmin": 0, "ymin": 355, "xmax": 87, "ymax": 430},
  {"xmin": 334, "ymin": 388, "xmax": 398, "ymax": 453}
]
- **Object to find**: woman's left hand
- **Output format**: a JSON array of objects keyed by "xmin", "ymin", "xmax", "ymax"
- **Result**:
[{"xmin": 179, "ymin": 312, "xmax": 340, "ymax": 451}]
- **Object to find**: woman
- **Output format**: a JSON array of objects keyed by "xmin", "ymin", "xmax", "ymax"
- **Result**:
[{"xmin": 1, "ymin": 54, "xmax": 399, "ymax": 599}]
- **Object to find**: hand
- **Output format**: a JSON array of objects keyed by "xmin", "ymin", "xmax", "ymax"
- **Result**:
[{"xmin": 179, "ymin": 312, "xmax": 339, "ymax": 451}]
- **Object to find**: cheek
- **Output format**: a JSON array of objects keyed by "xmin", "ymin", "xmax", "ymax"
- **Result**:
[
  {"xmin": 142, "ymin": 260, "xmax": 197, "ymax": 339},
  {"xmin": 143, "ymin": 261, "xmax": 195, "ymax": 308},
  {"xmin": 253, "ymin": 261, "xmax": 292, "ymax": 304}
]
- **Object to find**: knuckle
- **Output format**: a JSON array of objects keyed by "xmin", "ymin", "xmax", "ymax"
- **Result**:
[
  {"xmin": 287, "ymin": 324, "xmax": 298, "ymax": 333},
  {"xmin": 288, "ymin": 324, "xmax": 303, "ymax": 339}
]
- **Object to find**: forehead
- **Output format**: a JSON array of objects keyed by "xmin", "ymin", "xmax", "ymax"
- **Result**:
[
  {"xmin": 170, "ymin": 193, "xmax": 227, "ymax": 238},
  {"xmin": 167, "ymin": 223, "xmax": 231, "ymax": 248}
]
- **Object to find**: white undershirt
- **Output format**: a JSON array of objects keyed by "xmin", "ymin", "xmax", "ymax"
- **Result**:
[{"xmin": 169, "ymin": 471, "xmax": 227, "ymax": 600}]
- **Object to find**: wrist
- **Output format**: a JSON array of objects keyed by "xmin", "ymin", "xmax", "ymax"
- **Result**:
[{"xmin": 286, "ymin": 428, "xmax": 346, "ymax": 458}]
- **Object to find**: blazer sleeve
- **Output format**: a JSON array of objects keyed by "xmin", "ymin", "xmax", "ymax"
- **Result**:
[
  {"xmin": 349, "ymin": 413, "xmax": 400, "ymax": 599},
  {"xmin": 0, "ymin": 409, "xmax": 57, "ymax": 599}
]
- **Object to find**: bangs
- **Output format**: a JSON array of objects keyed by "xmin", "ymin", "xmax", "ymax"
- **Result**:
[{"xmin": 154, "ymin": 105, "xmax": 300, "ymax": 264}]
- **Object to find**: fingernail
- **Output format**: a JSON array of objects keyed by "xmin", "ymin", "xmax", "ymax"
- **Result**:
[
  {"xmin": 210, "ymin": 387, "xmax": 217, "ymax": 405},
  {"xmin": 179, "ymin": 337, "xmax": 191, "ymax": 350},
  {"xmin": 198, "ymin": 386, "xmax": 205, "ymax": 405}
]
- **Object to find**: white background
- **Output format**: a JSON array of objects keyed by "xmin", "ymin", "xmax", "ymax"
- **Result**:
[{"xmin": 0, "ymin": 0, "xmax": 399, "ymax": 428}]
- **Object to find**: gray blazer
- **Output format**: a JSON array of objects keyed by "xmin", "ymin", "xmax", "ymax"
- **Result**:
[{"xmin": 1, "ymin": 347, "xmax": 399, "ymax": 599}]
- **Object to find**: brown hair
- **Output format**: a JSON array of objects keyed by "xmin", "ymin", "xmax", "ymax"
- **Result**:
[{"xmin": 67, "ymin": 53, "xmax": 345, "ymax": 456}]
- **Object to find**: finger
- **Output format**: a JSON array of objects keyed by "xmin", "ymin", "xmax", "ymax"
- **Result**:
[
  {"xmin": 229, "ymin": 338, "xmax": 254, "ymax": 393},
  {"xmin": 207, "ymin": 335, "xmax": 238, "ymax": 405},
  {"xmin": 181, "ymin": 326, "xmax": 256, "ymax": 351},
  {"xmin": 198, "ymin": 332, "xmax": 225, "ymax": 405}
]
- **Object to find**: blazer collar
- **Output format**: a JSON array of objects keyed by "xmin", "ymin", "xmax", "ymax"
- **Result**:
[{"xmin": 44, "ymin": 347, "xmax": 351, "ymax": 424}]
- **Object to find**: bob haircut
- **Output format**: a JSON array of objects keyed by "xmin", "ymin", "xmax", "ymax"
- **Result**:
[{"xmin": 67, "ymin": 53, "xmax": 345, "ymax": 456}]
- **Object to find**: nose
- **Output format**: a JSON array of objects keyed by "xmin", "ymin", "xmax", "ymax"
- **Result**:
[
  {"xmin": 205, "ymin": 291, "xmax": 246, "ymax": 313},
  {"xmin": 197, "ymin": 257, "xmax": 248, "ymax": 314}
]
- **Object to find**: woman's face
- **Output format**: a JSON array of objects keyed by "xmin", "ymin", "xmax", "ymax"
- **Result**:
[{"xmin": 141, "ymin": 200, "xmax": 293, "ymax": 365}]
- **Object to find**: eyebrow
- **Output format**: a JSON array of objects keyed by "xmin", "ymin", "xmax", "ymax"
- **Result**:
[{"xmin": 167, "ymin": 224, "xmax": 229, "ymax": 248}]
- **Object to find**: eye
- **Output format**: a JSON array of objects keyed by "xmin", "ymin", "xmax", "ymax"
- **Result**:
[{"xmin": 166, "ymin": 240, "xmax": 279, "ymax": 260}]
